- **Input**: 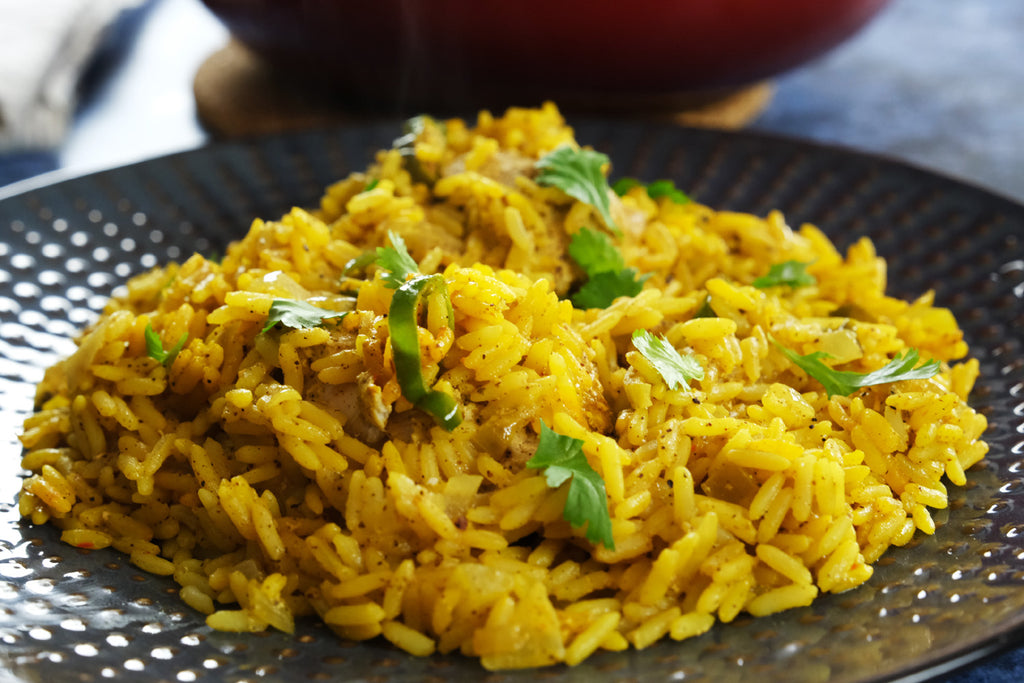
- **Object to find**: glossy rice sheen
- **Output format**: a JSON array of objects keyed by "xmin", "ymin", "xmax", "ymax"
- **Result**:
[{"xmin": 1, "ymin": 121, "xmax": 1024, "ymax": 683}]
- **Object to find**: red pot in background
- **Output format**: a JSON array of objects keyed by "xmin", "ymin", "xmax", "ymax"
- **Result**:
[{"xmin": 200, "ymin": 0, "xmax": 892, "ymax": 114}]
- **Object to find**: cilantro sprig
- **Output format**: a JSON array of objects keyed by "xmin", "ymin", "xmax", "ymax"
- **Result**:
[
  {"xmin": 774, "ymin": 342, "xmax": 941, "ymax": 397},
  {"xmin": 536, "ymin": 146, "xmax": 619, "ymax": 235},
  {"xmin": 693, "ymin": 295, "xmax": 717, "ymax": 319},
  {"xmin": 376, "ymin": 232, "xmax": 461, "ymax": 430},
  {"xmin": 375, "ymin": 233, "xmax": 421, "ymax": 289},
  {"xmin": 632, "ymin": 330, "xmax": 704, "ymax": 390},
  {"xmin": 572, "ymin": 271, "xmax": 647, "ymax": 310},
  {"xmin": 567, "ymin": 224, "xmax": 624, "ymax": 275},
  {"xmin": 753, "ymin": 260, "xmax": 816, "ymax": 289},
  {"xmin": 261, "ymin": 299, "xmax": 350, "ymax": 334},
  {"xmin": 568, "ymin": 227, "xmax": 648, "ymax": 309},
  {"xmin": 613, "ymin": 177, "xmax": 691, "ymax": 205},
  {"xmin": 145, "ymin": 323, "xmax": 187, "ymax": 366},
  {"xmin": 526, "ymin": 421, "xmax": 614, "ymax": 550},
  {"xmin": 342, "ymin": 250, "xmax": 378, "ymax": 277}
]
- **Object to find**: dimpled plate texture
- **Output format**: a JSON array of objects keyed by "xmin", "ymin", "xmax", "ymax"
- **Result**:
[{"xmin": 1, "ymin": 121, "xmax": 1023, "ymax": 683}]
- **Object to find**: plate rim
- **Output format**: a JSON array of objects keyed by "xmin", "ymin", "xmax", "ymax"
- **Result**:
[{"xmin": 2, "ymin": 119, "xmax": 1023, "ymax": 211}]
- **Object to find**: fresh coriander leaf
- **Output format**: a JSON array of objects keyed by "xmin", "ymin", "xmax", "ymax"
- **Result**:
[
  {"xmin": 388, "ymin": 273, "xmax": 461, "ymax": 430},
  {"xmin": 693, "ymin": 295, "xmax": 717, "ymax": 319},
  {"xmin": 262, "ymin": 299, "xmax": 349, "ymax": 334},
  {"xmin": 855, "ymin": 349, "xmax": 942, "ymax": 385},
  {"xmin": 644, "ymin": 179, "xmax": 691, "ymax": 204},
  {"xmin": 612, "ymin": 177, "xmax": 642, "ymax": 196},
  {"xmin": 631, "ymin": 330, "xmax": 704, "ymax": 390},
  {"xmin": 145, "ymin": 323, "xmax": 187, "ymax": 366},
  {"xmin": 568, "ymin": 227, "xmax": 626, "ymax": 277},
  {"xmin": 536, "ymin": 146, "xmax": 619, "ymax": 234},
  {"xmin": 571, "ymin": 269, "xmax": 648, "ymax": 309},
  {"xmin": 773, "ymin": 341, "xmax": 940, "ymax": 397},
  {"xmin": 611, "ymin": 177, "xmax": 690, "ymax": 204},
  {"xmin": 375, "ymin": 231, "xmax": 420, "ymax": 289},
  {"xmin": 566, "ymin": 227, "xmax": 648, "ymax": 309},
  {"xmin": 753, "ymin": 260, "xmax": 816, "ymax": 289},
  {"xmin": 342, "ymin": 249, "xmax": 378, "ymax": 276},
  {"xmin": 526, "ymin": 421, "xmax": 614, "ymax": 549}
]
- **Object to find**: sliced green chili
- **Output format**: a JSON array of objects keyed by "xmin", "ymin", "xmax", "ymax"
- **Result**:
[{"xmin": 388, "ymin": 273, "xmax": 461, "ymax": 430}]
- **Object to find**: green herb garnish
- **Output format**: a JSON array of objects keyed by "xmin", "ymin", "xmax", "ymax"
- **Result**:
[
  {"xmin": 611, "ymin": 177, "xmax": 642, "ymax": 196},
  {"xmin": 376, "ymin": 232, "xmax": 461, "ymax": 430},
  {"xmin": 568, "ymin": 227, "xmax": 648, "ymax": 309},
  {"xmin": 773, "ymin": 342, "xmax": 941, "ymax": 397},
  {"xmin": 526, "ymin": 421, "xmax": 614, "ymax": 550},
  {"xmin": 693, "ymin": 295, "xmax": 717, "ymax": 319},
  {"xmin": 536, "ymin": 146, "xmax": 619, "ymax": 235},
  {"xmin": 632, "ymin": 330, "xmax": 704, "ymax": 390},
  {"xmin": 753, "ymin": 260, "xmax": 816, "ymax": 289},
  {"xmin": 261, "ymin": 300, "xmax": 350, "ymax": 334},
  {"xmin": 645, "ymin": 179, "xmax": 691, "ymax": 204},
  {"xmin": 363, "ymin": 178, "xmax": 379, "ymax": 192},
  {"xmin": 145, "ymin": 323, "xmax": 187, "ymax": 366},
  {"xmin": 612, "ymin": 177, "xmax": 690, "ymax": 204},
  {"xmin": 567, "ymin": 224, "xmax": 626, "ymax": 275},
  {"xmin": 375, "ymin": 233, "xmax": 420, "ymax": 289},
  {"xmin": 342, "ymin": 250, "xmax": 378, "ymax": 277},
  {"xmin": 572, "ymin": 271, "xmax": 647, "ymax": 309}
]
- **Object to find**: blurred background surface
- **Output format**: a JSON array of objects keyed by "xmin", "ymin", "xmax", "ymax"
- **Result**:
[{"xmin": 0, "ymin": 0, "xmax": 1021, "ymax": 204}]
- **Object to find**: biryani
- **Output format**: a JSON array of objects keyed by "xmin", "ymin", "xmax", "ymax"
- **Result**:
[{"xmin": 17, "ymin": 103, "xmax": 988, "ymax": 669}]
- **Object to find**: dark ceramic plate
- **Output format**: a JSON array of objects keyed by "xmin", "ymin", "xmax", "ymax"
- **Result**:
[{"xmin": 1, "ymin": 122, "xmax": 1023, "ymax": 683}]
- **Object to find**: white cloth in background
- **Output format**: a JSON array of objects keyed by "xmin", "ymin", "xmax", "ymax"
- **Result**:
[{"xmin": 0, "ymin": 0, "xmax": 141, "ymax": 151}]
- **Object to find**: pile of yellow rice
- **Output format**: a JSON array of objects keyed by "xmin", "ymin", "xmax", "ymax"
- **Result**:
[{"xmin": 18, "ymin": 103, "xmax": 988, "ymax": 669}]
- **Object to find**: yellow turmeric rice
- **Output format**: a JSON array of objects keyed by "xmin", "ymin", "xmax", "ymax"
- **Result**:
[{"xmin": 18, "ymin": 103, "xmax": 988, "ymax": 669}]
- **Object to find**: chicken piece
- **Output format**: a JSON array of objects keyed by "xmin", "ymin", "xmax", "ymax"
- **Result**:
[{"xmin": 357, "ymin": 371, "xmax": 391, "ymax": 431}]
